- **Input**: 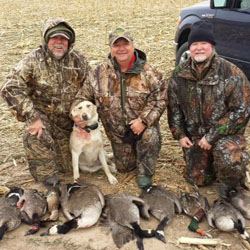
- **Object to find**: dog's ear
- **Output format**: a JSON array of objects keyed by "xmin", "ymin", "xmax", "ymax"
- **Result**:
[
  {"xmin": 69, "ymin": 105, "xmax": 75, "ymax": 119},
  {"xmin": 90, "ymin": 102, "xmax": 97, "ymax": 118},
  {"xmin": 70, "ymin": 106, "xmax": 79, "ymax": 119},
  {"xmin": 93, "ymin": 104, "xmax": 97, "ymax": 114}
]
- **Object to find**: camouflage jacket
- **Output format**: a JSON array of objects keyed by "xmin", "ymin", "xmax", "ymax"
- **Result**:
[
  {"xmin": 74, "ymin": 49, "xmax": 167, "ymax": 143},
  {"xmin": 1, "ymin": 18, "xmax": 90, "ymax": 130},
  {"xmin": 167, "ymin": 54, "xmax": 250, "ymax": 144}
]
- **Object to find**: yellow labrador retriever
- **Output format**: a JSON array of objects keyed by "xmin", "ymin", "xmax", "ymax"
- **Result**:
[{"xmin": 70, "ymin": 101, "xmax": 118, "ymax": 185}]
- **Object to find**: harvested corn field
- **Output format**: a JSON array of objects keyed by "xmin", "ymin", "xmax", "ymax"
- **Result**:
[{"xmin": 0, "ymin": 0, "xmax": 250, "ymax": 249}]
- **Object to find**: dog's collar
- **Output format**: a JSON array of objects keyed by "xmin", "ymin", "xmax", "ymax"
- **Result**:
[{"xmin": 74, "ymin": 123, "xmax": 99, "ymax": 133}]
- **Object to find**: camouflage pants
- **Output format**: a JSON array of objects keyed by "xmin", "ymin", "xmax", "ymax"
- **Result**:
[
  {"xmin": 111, "ymin": 125, "xmax": 161, "ymax": 177},
  {"xmin": 183, "ymin": 135, "xmax": 249, "ymax": 187},
  {"xmin": 23, "ymin": 115, "xmax": 73, "ymax": 182}
]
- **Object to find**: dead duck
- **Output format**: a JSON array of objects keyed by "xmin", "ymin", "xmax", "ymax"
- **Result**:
[
  {"xmin": 42, "ymin": 174, "xmax": 60, "ymax": 222},
  {"xmin": 139, "ymin": 185, "xmax": 182, "ymax": 243},
  {"xmin": 180, "ymin": 187, "xmax": 210, "ymax": 237},
  {"xmin": 102, "ymin": 193, "xmax": 159, "ymax": 250},
  {"xmin": 0, "ymin": 187, "xmax": 24, "ymax": 240},
  {"xmin": 41, "ymin": 181, "xmax": 104, "ymax": 236},
  {"xmin": 17, "ymin": 189, "xmax": 47, "ymax": 235},
  {"xmin": 227, "ymin": 188, "xmax": 250, "ymax": 219},
  {"xmin": 207, "ymin": 199, "xmax": 250, "ymax": 242}
]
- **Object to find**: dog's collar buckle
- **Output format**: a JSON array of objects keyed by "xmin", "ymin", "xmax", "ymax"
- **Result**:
[{"xmin": 85, "ymin": 122, "xmax": 99, "ymax": 132}]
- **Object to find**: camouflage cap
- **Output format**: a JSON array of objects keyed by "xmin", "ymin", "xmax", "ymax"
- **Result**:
[
  {"xmin": 44, "ymin": 23, "xmax": 74, "ymax": 44},
  {"xmin": 109, "ymin": 27, "xmax": 134, "ymax": 47},
  {"xmin": 49, "ymin": 32, "xmax": 70, "ymax": 40}
]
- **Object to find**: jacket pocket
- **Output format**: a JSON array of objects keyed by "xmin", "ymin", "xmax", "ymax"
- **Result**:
[{"xmin": 127, "ymin": 90, "xmax": 149, "ymax": 111}]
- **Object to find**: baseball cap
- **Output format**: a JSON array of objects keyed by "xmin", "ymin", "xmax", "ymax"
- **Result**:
[
  {"xmin": 49, "ymin": 31, "xmax": 70, "ymax": 40},
  {"xmin": 109, "ymin": 27, "xmax": 134, "ymax": 47}
]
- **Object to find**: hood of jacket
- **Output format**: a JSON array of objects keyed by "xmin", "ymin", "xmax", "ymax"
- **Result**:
[
  {"xmin": 174, "ymin": 52, "xmax": 220, "ymax": 85},
  {"xmin": 41, "ymin": 17, "xmax": 75, "ymax": 53}
]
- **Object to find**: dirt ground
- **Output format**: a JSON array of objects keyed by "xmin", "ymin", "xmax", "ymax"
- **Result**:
[{"xmin": 1, "ymin": 0, "xmax": 250, "ymax": 249}]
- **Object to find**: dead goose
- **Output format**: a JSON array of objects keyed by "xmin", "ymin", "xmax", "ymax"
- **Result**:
[
  {"xmin": 41, "ymin": 182, "xmax": 104, "ymax": 235},
  {"xmin": 103, "ymin": 193, "xmax": 158, "ymax": 250},
  {"xmin": 139, "ymin": 185, "xmax": 182, "ymax": 243},
  {"xmin": 180, "ymin": 187, "xmax": 210, "ymax": 237},
  {"xmin": 227, "ymin": 188, "xmax": 250, "ymax": 219},
  {"xmin": 207, "ymin": 199, "xmax": 250, "ymax": 242},
  {"xmin": 0, "ymin": 187, "xmax": 23, "ymax": 240},
  {"xmin": 17, "ymin": 189, "xmax": 47, "ymax": 235}
]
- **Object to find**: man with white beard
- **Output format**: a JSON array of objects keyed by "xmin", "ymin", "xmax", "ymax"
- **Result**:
[
  {"xmin": 167, "ymin": 20, "xmax": 250, "ymax": 197},
  {"xmin": 1, "ymin": 18, "xmax": 91, "ymax": 184}
]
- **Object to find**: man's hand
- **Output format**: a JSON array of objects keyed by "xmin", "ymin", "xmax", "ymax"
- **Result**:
[
  {"xmin": 72, "ymin": 116, "xmax": 87, "ymax": 128},
  {"xmin": 129, "ymin": 119, "xmax": 146, "ymax": 135},
  {"xmin": 27, "ymin": 118, "xmax": 45, "ymax": 140},
  {"xmin": 179, "ymin": 137, "xmax": 193, "ymax": 148},
  {"xmin": 198, "ymin": 136, "xmax": 212, "ymax": 150}
]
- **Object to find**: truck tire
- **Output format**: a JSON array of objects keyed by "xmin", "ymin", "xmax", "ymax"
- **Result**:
[{"xmin": 175, "ymin": 42, "xmax": 190, "ymax": 66}]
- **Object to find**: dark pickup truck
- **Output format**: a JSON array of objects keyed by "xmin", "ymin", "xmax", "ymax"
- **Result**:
[{"xmin": 175, "ymin": 0, "xmax": 250, "ymax": 80}]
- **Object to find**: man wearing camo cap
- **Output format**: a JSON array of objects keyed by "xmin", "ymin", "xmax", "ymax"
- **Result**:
[
  {"xmin": 72, "ymin": 27, "xmax": 167, "ymax": 189},
  {"xmin": 1, "ymin": 17, "xmax": 91, "ymax": 184}
]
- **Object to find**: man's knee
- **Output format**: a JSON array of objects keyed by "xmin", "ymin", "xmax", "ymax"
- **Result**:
[
  {"xmin": 23, "ymin": 124, "xmax": 61, "ymax": 180},
  {"xmin": 28, "ymin": 159, "xmax": 58, "ymax": 182},
  {"xmin": 213, "ymin": 135, "xmax": 249, "ymax": 182},
  {"xmin": 136, "ymin": 126, "xmax": 161, "ymax": 176},
  {"xmin": 214, "ymin": 135, "xmax": 247, "ymax": 152},
  {"xmin": 111, "ymin": 126, "xmax": 161, "ymax": 174},
  {"xmin": 183, "ymin": 145, "xmax": 215, "ymax": 186},
  {"xmin": 137, "ymin": 126, "xmax": 161, "ymax": 158}
]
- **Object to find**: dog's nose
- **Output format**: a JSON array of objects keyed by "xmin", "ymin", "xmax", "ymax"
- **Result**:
[{"xmin": 82, "ymin": 114, "xmax": 88, "ymax": 121}]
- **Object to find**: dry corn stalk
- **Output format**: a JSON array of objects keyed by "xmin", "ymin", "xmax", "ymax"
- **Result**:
[
  {"xmin": 178, "ymin": 237, "xmax": 223, "ymax": 246},
  {"xmin": 0, "ymin": 186, "xmax": 10, "ymax": 195},
  {"xmin": 246, "ymin": 171, "xmax": 250, "ymax": 183}
]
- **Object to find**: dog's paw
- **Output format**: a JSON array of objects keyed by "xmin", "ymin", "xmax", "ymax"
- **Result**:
[
  {"xmin": 73, "ymin": 179, "xmax": 79, "ymax": 184},
  {"xmin": 73, "ymin": 173, "xmax": 80, "ymax": 181},
  {"xmin": 106, "ymin": 152, "xmax": 114, "ymax": 159},
  {"xmin": 109, "ymin": 163, "xmax": 117, "ymax": 173},
  {"xmin": 108, "ymin": 175, "xmax": 118, "ymax": 185},
  {"xmin": 43, "ymin": 210, "xmax": 59, "ymax": 222}
]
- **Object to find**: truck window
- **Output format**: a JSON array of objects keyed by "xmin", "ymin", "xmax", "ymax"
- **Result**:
[
  {"xmin": 240, "ymin": 0, "xmax": 250, "ymax": 9},
  {"xmin": 213, "ymin": 0, "xmax": 227, "ymax": 7},
  {"xmin": 212, "ymin": 0, "xmax": 249, "ymax": 8},
  {"xmin": 232, "ymin": 0, "xmax": 250, "ymax": 9}
]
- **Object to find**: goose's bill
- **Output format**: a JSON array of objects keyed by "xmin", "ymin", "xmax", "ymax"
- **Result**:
[
  {"xmin": 40, "ymin": 230, "xmax": 50, "ymax": 236},
  {"xmin": 155, "ymin": 230, "xmax": 166, "ymax": 243}
]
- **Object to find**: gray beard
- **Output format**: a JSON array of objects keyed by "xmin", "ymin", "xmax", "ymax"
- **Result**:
[
  {"xmin": 194, "ymin": 58, "xmax": 207, "ymax": 65},
  {"xmin": 51, "ymin": 51, "xmax": 66, "ymax": 60},
  {"xmin": 48, "ymin": 49, "xmax": 67, "ymax": 60},
  {"xmin": 193, "ymin": 56, "xmax": 207, "ymax": 64}
]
